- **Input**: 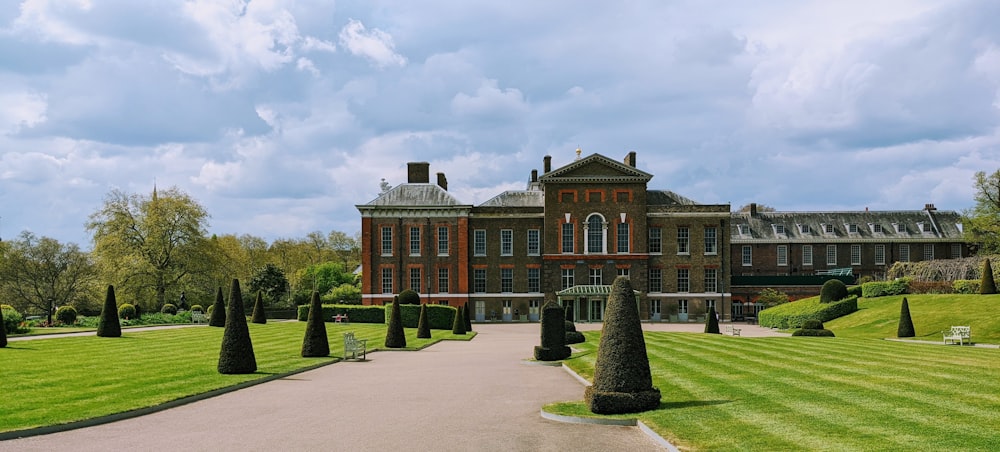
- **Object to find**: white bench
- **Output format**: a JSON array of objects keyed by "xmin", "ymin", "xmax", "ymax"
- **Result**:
[
  {"xmin": 192, "ymin": 312, "xmax": 207, "ymax": 324},
  {"xmin": 343, "ymin": 332, "xmax": 367, "ymax": 360},
  {"xmin": 725, "ymin": 325, "xmax": 742, "ymax": 336},
  {"xmin": 943, "ymin": 326, "xmax": 971, "ymax": 345}
]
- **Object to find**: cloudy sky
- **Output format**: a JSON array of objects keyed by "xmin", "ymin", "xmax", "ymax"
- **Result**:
[{"xmin": 2, "ymin": 0, "xmax": 999, "ymax": 248}]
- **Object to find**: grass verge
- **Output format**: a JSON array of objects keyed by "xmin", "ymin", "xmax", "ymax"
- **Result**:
[
  {"xmin": 825, "ymin": 294, "xmax": 1000, "ymax": 343},
  {"xmin": 0, "ymin": 322, "xmax": 473, "ymax": 434}
]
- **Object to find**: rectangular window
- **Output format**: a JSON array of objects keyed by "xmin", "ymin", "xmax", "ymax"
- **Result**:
[
  {"xmin": 951, "ymin": 243, "xmax": 962, "ymax": 258},
  {"xmin": 473, "ymin": 229, "xmax": 486, "ymax": 256},
  {"xmin": 774, "ymin": 224, "xmax": 785, "ymax": 235},
  {"xmin": 438, "ymin": 268, "xmax": 449, "ymax": 293},
  {"xmin": 502, "ymin": 300, "xmax": 512, "ymax": 315},
  {"xmin": 501, "ymin": 268, "xmax": 513, "ymax": 293},
  {"xmin": 409, "ymin": 227, "xmax": 421, "ymax": 256},
  {"xmin": 677, "ymin": 268, "xmax": 690, "ymax": 293},
  {"xmin": 900, "ymin": 244, "xmax": 910, "ymax": 262},
  {"xmin": 704, "ymin": 227, "xmax": 717, "ymax": 254},
  {"xmin": 381, "ymin": 227, "xmax": 393, "ymax": 256},
  {"xmin": 875, "ymin": 244, "xmax": 886, "ymax": 265},
  {"xmin": 561, "ymin": 223, "xmax": 574, "ymax": 254},
  {"xmin": 409, "ymin": 267, "xmax": 421, "ymax": 292},
  {"xmin": 921, "ymin": 222, "xmax": 932, "ymax": 233},
  {"xmin": 500, "ymin": 229, "xmax": 513, "ymax": 256},
  {"xmin": 777, "ymin": 245, "xmax": 788, "ymax": 266},
  {"xmin": 648, "ymin": 268, "xmax": 662, "ymax": 293},
  {"xmin": 438, "ymin": 300, "xmax": 449, "ymax": 306},
  {"xmin": 704, "ymin": 268, "xmax": 718, "ymax": 292},
  {"xmin": 824, "ymin": 224, "xmax": 835, "ymax": 234},
  {"xmin": 923, "ymin": 244, "xmax": 934, "ymax": 260},
  {"xmin": 894, "ymin": 223, "xmax": 905, "ymax": 233},
  {"xmin": 827, "ymin": 245, "xmax": 837, "ymax": 266},
  {"xmin": 473, "ymin": 269, "xmax": 487, "ymax": 293},
  {"xmin": 649, "ymin": 227, "xmax": 662, "ymax": 253},
  {"xmin": 589, "ymin": 268, "xmax": 603, "ymax": 285},
  {"xmin": 617, "ymin": 222, "xmax": 630, "ymax": 253},
  {"xmin": 873, "ymin": 223, "xmax": 883, "ymax": 233},
  {"xmin": 527, "ymin": 268, "xmax": 540, "ymax": 293},
  {"xmin": 803, "ymin": 245, "xmax": 813, "ymax": 266},
  {"xmin": 561, "ymin": 268, "xmax": 575, "ymax": 290},
  {"xmin": 742, "ymin": 245, "xmax": 752, "ymax": 266},
  {"xmin": 527, "ymin": 229, "xmax": 540, "ymax": 255},
  {"xmin": 677, "ymin": 227, "xmax": 690, "ymax": 254},
  {"xmin": 651, "ymin": 299, "xmax": 661, "ymax": 315},
  {"xmin": 381, "ymin": 268, "xmax": 393, "ymax": 294},
  {"xmin": 437, "ymin": 226, "xmax": 449, "ymax": 256},
  {"xmin": 706, "ymin": 299, "xmax": 716, "ymax": 313},
  {"xmin": 848, "ymin": 224, "xmax": 859, "ymax": 234},
  {"xmin": 799, "ymin": 224, "xmax": 810, "ymax": 234},
  {"xmin": 529, "ymin": 300, "xmax": 541, "ymax": 316},
  {"xmin": 617, "ymin": 267, "xmax": 629, "ymax": 279},
  {"xmin": 678, "ymin": 299, "xmax": 688, "ymax": 314},
  {"xmin": 851, "ymin": 244, "xmax": 862, "ymax": 266}
]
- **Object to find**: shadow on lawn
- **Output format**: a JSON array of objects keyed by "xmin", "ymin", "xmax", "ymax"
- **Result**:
[{"xmin": 657, "ymin": 399, "xmax": 732, "ymax": 410}]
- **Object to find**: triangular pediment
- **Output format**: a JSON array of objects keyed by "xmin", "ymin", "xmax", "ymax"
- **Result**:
[{"xmin": 538, "ymin": 153, "xmax": 652, "ymax": 183}]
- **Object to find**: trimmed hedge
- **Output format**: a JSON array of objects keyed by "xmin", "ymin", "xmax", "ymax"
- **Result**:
[
  {"xmin": 398, "ymin": 289, "xmax": 420, "ymax": 304},
  {"xmin": 861, "ymin": 278, "xmax": 910, "ymax": 298},
  {"xmin": 452, "ymin": 305, "xmax": 467, "ymax": 335},
  {"xmin": 981, "ymin": 258, "xmax": 997, "ymax": 294},
  {"xmin": 384, "ymin": 304, "xmax": 457, "ymax": 330},
  {"xmin": 897, "ymin": 297, "xmax": 915, "ymax": 338},
  {"xmin": 3, "ymin": 306, "xmax": 26, "ymax": 336},
  {"xmin": 791, "ymin": 328, "xmax": 836, "ymax": 337},
  {"xmin": 97, "ymin": 285, "xmax": 121, "ymax": 338},
  {"xmin": 846, "ymin": 285, "xmax": 863, "ymax": 298},
  {"xmin": 953, "ymin": 280, "xmax": 981, "ymax": 294},
  {"xmin": 820, "ymin": 279, "xmax": 848, "ymax": 303},
  {"xmin": 416, "ymin": 304, "xmax": 431, "ymax": 339},
  {"xmin": 160, "ymin": 303, "xmax": 177, "ymax": 315},
  {"xmin": 758, "ymin": 296, "xmax": 859, "ymax": 329},
  {"xmin": 297, "ymin": 304, "xmax": 386, "ymax": 323},
  {"xmin": 217, "ymin": 278, "xmax": 257, "ymax": 374},
  {"xmin": 56, "ymin": 306, "xmax": 78, "ymax": 324},
  {"xmin": 0, "ymin": 307, "xmax": 7, "ymax": 347},
  {"xmin": 117, "ymin": 303, "xmax": 136, "ymax": 320}
]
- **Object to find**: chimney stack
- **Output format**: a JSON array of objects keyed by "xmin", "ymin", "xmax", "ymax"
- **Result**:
[
  {"xmin": 407, "ymin": 162, "xmax": 430, "ymax": 183},
  {"xmin": 543, "ymin": 155, "xmax": 552, "ymax": 173},
  {"xmin": 924, "ymin": 203, "xmax": 937, "ymax": 211},
  {"xmin": 750, "ymin": 203, "xmax": 758, "ymax": 217},
  {"xmin": 531, "ymin": 169, "xmax": 538, "ymax": 182},
  {"xmin": 625, "ymin": 151, "xmax": 637, "ymax": 167},
  {"xmin": 437, "ymin": 172, "xmax": 448, "ymax": 191}
]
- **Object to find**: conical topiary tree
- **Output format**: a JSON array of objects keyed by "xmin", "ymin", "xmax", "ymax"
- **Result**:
[
  {"xmin": 385, "ymin": 296, "xmax": 406, "ymax": 348},
  {"xmin": 218, "ymin": 279, "xmax": 257, "ymax": 374},
  {"xmin": 897, "ymin": 297, "xmax": 915, "ymax": 338},
  {"xmin": 585, "ymin": 276, "xmax": 661, "ymax": 414},
  {"xmin": 452, "ymin": 305, "xmax": 467, "ymax": 335},
  {"xmin": 251, "ymin": 291, "xmax": 267, "ymax": 324},
  {"xmin": 981, "ymin": 258, "xmax": 997, "ymax": 294},
  {"xmin": 705, "ymin": 307, "xmax": 720, "ymax": 334},
  {"xmin": 1, "ymin": 306, "xmax": 7, "ymax": 348},
  {"xmin": 96, "ymin": 285, "xmax": 122, "ymax": 338},
  {"xmin": 534, "ymin": 301, "xmax": 570, "ymax": 361},
  {"xmin": 416, "ymin": 303, "xmax": 431, "ymax": 339},
  {"xmin": 301, "ymin": 291, "xmax": 329, "ymax": 357},
  {"xmin": 209, "ymin": 286, "xmax": 226, "ymax": 327},
  {"xmin": 464, "ymin": 301, "xmax": 472, "ymax": 331}
]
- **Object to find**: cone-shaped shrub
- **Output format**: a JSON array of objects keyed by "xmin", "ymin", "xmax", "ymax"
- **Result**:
[
  {"xmin": 209, "ymin": 286, "xmax": 226, "ymax": 327},
  {"xmin": 451, "ymin": 305, "xmax": 467, "ymax": 335},
  {"xmin": 251, "ymin": 291, "xmax": 267, "ymax": 324},
  {"xmin": 704, "ymin": 307, "xmax": 720, "ymax": 334},
  {"xmin": 1, "ymin": 306, "xmax": 7, "ymax": 348},
  {"xmin": 464, "ymin": 301, "xmax": 472, "ymax": 331},
  {"xmin": 416, "ymin": 303, "xmax": 431, "ymax": 339},
  {"xmin": 385, "ymin": 296, "xmax": 406, "ymax": 348},
  {"xmin": 96, "ymin": 285, "xmax": 122, "ymax": 338},
  {"xmin": 585, "ymin": 277, "xmax": 660, "ymax": 414},
  {"xmin": 218, "ymin": 279, "xmax": 256, "ymax": 374},
  {"xmin": 534, "ymin": 301, "xmax": 570, "ymax": 361},
  {"xmin": 897, "ymin": 297, "xmax": 915, "ymax": 338},
  {"xmin": 981, "ymin": 258, "xmax": 997, "ymax": 294},
  {"xmin": 301, "ymin": 291, "xmax": 329, "ymax": 357}
]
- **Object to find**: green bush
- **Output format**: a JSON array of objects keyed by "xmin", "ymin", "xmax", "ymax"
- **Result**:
[
  {"xmin": 565, "ymin": 331, "xmax": 586, "ymax": 344},
  {"xmin": 190, "ymin": 304, "xmax": 204, "ymax": 312},
  {"xmin": 161, "ymin": 303, "xmax": 177, "ymax": 315},
  {"xmin": 0, "ymin": 307, "xmax": 6, "ymax": 347},
  {"xmin": 820, "ymin": 279, "xmax": 848, "ymax": 303},
  {"xmin": 980, "ymin": 258, "xmax": 997, "ymax": 294},
  {"xmin": 861, "ymin": 278, "xmax": 910, "ymax": 298},
  {"xmin": 209, "ymin": 286, "xmax": 226, "ymax": 327},
  {"xmin": 846, "ymin": 285, "xmax": 863, "ymax": 298},
  {"xmin": 398, "ymin": 289, "xmax": 420, "ymax": 304},
  {"xmin": 953, "ymin": 280, "xmax": 981, "ymax": 294},
  {"xmin": 897, "ymin": 297, "xmax": 915, "ymax": 338},
  {"xmin": 384, "ymin": 296, "xmax": 406, "ymax": 348},
  {"xmin": 704, "ymin": 307, "xmax": 720, "ymax": 334},
  {"xmin": 464, "ymin": 301, "xmax": 472, "ymax": 332},
  {"xmin": 791, "ymin": 328, "xmax": 836, "ymax": 337},
  {"xmin": 534, "ymin": 301, "xmax": 569, "ymax": 361},
  {"xmin": 218, "ymin": 279, "xmax": 257, "ymax": 374},
  {"xmin": 296, "ymin": 304, "xmax": 385, "ymax": 323},
  {"xmin": 56, "ymin": 306, "xmax": 78, "ymax": 324},
  {"xmin": 118, "ymin": 303, "xmax": 136, "ymax": 320},
  {"xmin": 564, "ymin": 320, "xmax": 577, "ymax": 332},
  {"xmin": 757, "ymin": 288, "xmax": 790, "ymax": 307},
  {"xmin": 451, "ymin": 305, "xmax": 467, "ymax": 335},
  {"xmin": 301, "ymin": 291, "xmax": 329, "ymax": 357},
  {"xmin": 251, "ymin": 292, "xmax": 266, "ymax": 324},
  {"xmin": 3, "ymin": 306, "xmax": 28, "ymax": 337},
  {"xmin": 801, "ymin": 319, "xmax": 824, "ymax": 330},
  {"xmin": 382, "ymin": 304, "xmax": 457, "ymax": 329},
  {"xmin": 416, "ymin": 304, "xmax": 431, "ymax": 339},
  {"xmin": 758, "ymin": 296, "xmax": 859, "ymax": 329}
]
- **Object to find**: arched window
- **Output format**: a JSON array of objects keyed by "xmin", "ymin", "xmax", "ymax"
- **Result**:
[{"xmin": 586, "ymin": 214, "xmax": 606, "ymax": 254}]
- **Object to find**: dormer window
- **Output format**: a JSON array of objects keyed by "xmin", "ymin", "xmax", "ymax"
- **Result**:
[
  {"xmin": 847, "ymin": 224, "xmax": 859, "ymax": 234},
  {"xmin": 893, "ymin": 223, "xmax": 905, "ymax": 233},
  {"xmin": 870, "ymin": 223, "xmax": 883, "ymax": 233},
  {"xmin": 919, "ymin": 222, "xmax": 932, "ymax": 233},
  {"xmin": 773, "ymin": 224, "xmax": 786, "ymax": 235},
  {"xmin": 738, "ymin": 224, "xmax": 750, "ymax": 235},
  {"xmin": 798, "ymin": 224, "xmax": 810, "ymax": 234},
  {"xmin": 822, "ymin": 223, "xmax": 835, "ymax": 234}
]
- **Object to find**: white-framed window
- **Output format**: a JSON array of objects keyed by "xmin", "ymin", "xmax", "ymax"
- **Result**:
[
  {"xmin": 742, "ymin": 245, "xmax": 752, "ymax": 266},
  {"xmin": 501, "ymin": 268, "xmax": 513, "ymax": 293},
  {"xmin": 561, "ymin": 268, "xmax": 575, "ymax": 290},
  {"xmin": 704, "ymin": 227, "xmax": 717, "ymax": 254},
  {"xmin": 824, "ymin": 224, "xmax": 835, "ymax": 234},
  {"xmin": 502, "ymin": 300, "xmax": 512, "ymax": 315},
  {"xmin": 409, "ymin": 227, "xmax": 421, "ymax": 256},
  {"xmin": 438, "ymin": 300, "xmax": 449, "ymax": 306},
  {"xmin": 851, "ymin": 244, "xmax": 861, "ymax": 266},
  {"xmin": 923, "ymin": 244, "xmax": 934, "ymax": 260},
  {"xmin": 529, "ymin": 300, "xmax": 540, "ymax": 316},
  {"xmin": 920, "ymin": 222, "xmax": 933, "ymax": 233},
  {"xmin": 677, "ymin": 227, "xmax": 690, "ymax": 254},
  {"xmin": 438, "ymin": 268, "xmax": 449, "ymax": 293},
  {"xmin": 527, "ymin": 268, "xmax": 540, "ymax": 293},
  {"xmin": 951, "ymin": 243, "xmax": 962, "ymax": 258},
  {"xmin": 473, "ymin": 269, "xmax": 486, "ymax": 293},
  {"xmin": 678, "ymin": 299, "xmax": 688, "ymax": 314},
  {"xmin": 872, "ymin": 223, "xmax": 883, "ymax": 234},
  {"xmin": 589, "ymin": 268, "xmax": 602, "ymax": 285},
  {"xmin": 737, "ymin": 224, "xmax": 750, "ymax": 235},
  {"xmin": 586, "ymin": 214, "xmax": 605, "ymax": 254},
  {"xmin": 649, "ymin": 227, "xmax": 662, "ymax": 254},
  {"xmin": 899, "ymin": 244, "xmax": 910, "ymax": 262},
  {"xmin": 826, "ymin": 245, "xmax": 837, "ymax": 266},
  {"xmin": 777, "ymin": 245, "xmax": 788, "ymax": 266},
  {"xmin": 704, "ymin": 268, "xmax": 718, "ymax": 292},
  {"xmin": 894, "ymin": 223, "xmax": 905, "ymax": 233},
  {"xmin": 677, "ymin": 268, "xmax": 690, "ymax": 293},
  {"xmin": 803, "ymin": 245, "xmax": 813, "ymax": 266},
  {"xmin": 381, "ymin": 267, "xmax": 393, "ymax": 294},
  {"xmin": 773, "ymin": 224, "xmax": 785, "ymax": 235},
  {"xmin": 874, "ymin": 244, "xmax": 886, "ymax": 265},
  {"xmin": 473, "ymin": 229, "xmax": 486, "ymax": 256},
  {"xmin": 381, "ymin": 227, "xmax": 393, "ymax": 256},
  {"xmin": 527, "ymin": 229, "xmax": 540, "ymax": 255},
  {"xmin": 847, "ymin": 224, "xmax": 859, "ymax": 234},
  {"xmin": 437, "ymin": 226, "xmax": 449, "ymax": 256},
  {"xmin": 798, "ymin": 224, "xmax": 810, "ymax": 234},
  {"xmin": 617, "ymin": 222, "xmax": 630, "ymax": 253},
  {"xmin": 648, "ymin": 268, "xmax": 662, "ymax": 293},
  {"xmin": 500, "ymin": 229, "xmax": 513, "ymax": 256},
  {"xmin": 651, "ymin": 299, "xmax": 661, "ymax": 316},
  {"xmin": 617, "ymin": 267, "xmax": 629, "ymax": 279},
  {"xmin": 561, "ymin": 223, "xmax": 574, "ymax": 254},
  {"xmin": 410, "ymin": 267, "xmax": 421, "ymax": 292}
]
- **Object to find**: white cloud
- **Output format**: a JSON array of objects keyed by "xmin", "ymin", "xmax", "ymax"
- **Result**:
[
  {"xmin": 338, "ymin": 19, "xmax": 406, "ymax": 68},
  {"xmin": 9, "ymin": 0, "xmax": 95, "ymax": 45},
  {"xmin": 0, "ymin": 91, "xmax": 48, "ymax": 133},
  {"xmin": 451, "ymin": 79, "xmax": 529, "ymax": 118}
]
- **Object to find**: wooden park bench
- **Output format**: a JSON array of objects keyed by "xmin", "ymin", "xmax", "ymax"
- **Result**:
[
  {"xmin": 725, "ymin": 325, "xmax": 742, "ymax": 336},
  {"xmin": 943, "ymin": 326, "xmax": 971, "ymax": 345},
  {"xmin": 343, "ymin": 332, "xmax": 367, "ymax": 361},
  {"xmin": 191, "ymin": 312, "xmax": 208, "ymax": 324}
]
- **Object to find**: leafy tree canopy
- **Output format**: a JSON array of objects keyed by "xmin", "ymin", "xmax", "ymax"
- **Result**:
[
  {"xmin": 248, "ymin": 263, "xmax": 289, "ymax": 305},
  {"xmin": 964, "ymin": 169, "xmax": 1000, "ymax": 253},
  {"xmin": 0, "ymin": 231, "xmax": 97, "ymax": 317}
]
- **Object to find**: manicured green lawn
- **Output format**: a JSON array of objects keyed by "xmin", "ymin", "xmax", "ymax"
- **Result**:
[
  {"xmin": 555, "ymin": 332, "xmax": 1000, "ymax": 451},
  {"xmin": 826, "ymin": 294, "xmax": 1000, "ymax": 343},
  {"xmin": 0, "ymin": 321, "xmax": 473, "ymax": 434}
]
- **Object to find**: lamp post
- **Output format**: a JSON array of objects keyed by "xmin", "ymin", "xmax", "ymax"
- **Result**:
[{"xmin": 47, "ymin": 297, "xmax": 54, "ymax": 326}]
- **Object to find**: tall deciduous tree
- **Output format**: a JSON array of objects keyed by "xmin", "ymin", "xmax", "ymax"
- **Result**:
[
  {"xmin": 964, "ymin": 169, "xmax": 1000, "ymax": 253},
  {"xmin": 0, "ymin": 231, "xmax": 96, "ymax": 321},
  {"xmin": 87, "ymin": 186, "xmax": 211, "ymax": 310},
  {"xmin": 249, "ymin": 263, "xmax": 289, "ymax": 307}
]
